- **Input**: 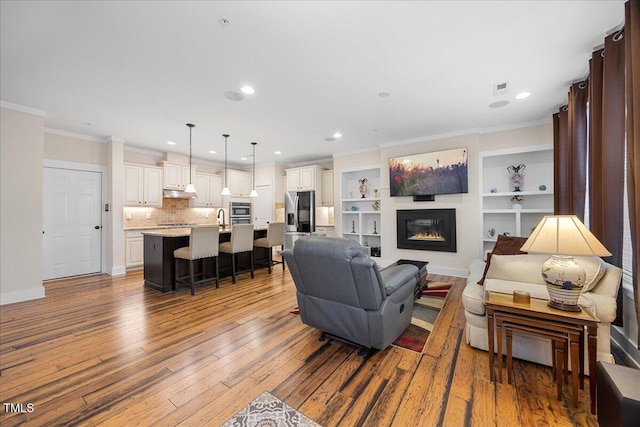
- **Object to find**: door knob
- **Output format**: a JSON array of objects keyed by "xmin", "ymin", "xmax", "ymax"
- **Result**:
[{"xmin": 94, "ymin": 225, "xmax": 101, "ymax": 230}]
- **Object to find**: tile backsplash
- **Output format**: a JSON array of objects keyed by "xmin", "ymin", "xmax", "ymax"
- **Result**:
[{"xmin": 123, "ymin": 198, "xmax": 221, "ymax": 229}]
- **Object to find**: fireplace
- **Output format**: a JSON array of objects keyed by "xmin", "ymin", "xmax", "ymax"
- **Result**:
[{"xmin": 396, "ymin": 209, "xmax": 457, "ymax": 252}]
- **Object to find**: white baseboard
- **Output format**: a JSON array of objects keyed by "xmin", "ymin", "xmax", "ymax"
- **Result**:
[
  {"xmin": 108, "ymin": 266, "xmax": 126, "ymax": 276},
  {"xmin": 0, "ymin": 286, "xmax": 46, "ymax": 305}
]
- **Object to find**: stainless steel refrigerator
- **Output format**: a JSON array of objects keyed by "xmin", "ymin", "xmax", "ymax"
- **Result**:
[{"xmin": 284, "ymin": 190, "xmax": 315, "ymax": 249}]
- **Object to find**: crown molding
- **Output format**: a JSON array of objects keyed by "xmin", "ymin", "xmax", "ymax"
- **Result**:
[
  {"xmin": 44, "ymin": 127, "xmax": 107, "ymax": 143},
  {"xmin": 0, "ymin": 100, "xmax": 47, "ymax": 117}
]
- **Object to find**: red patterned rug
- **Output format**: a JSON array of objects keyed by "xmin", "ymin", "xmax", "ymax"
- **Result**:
[{"xmin": 392, "ymin": 281, "xmax": 451, "ymax": 353}]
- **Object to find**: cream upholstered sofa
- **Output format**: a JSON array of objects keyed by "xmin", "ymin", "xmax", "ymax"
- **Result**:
[{"xmin": 462, "ymin": 253, "xmax": 622, "ymax": 368}]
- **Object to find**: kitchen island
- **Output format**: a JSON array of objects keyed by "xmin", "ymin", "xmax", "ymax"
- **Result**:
[{"xmin": 142, "ymin": 227, "xmax": 268, "ymax": 292}]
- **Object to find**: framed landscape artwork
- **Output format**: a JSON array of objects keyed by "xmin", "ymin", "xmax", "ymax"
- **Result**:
[{"xmin": 389, "ymin": 147, "xmax": 468, "ymax": 197}]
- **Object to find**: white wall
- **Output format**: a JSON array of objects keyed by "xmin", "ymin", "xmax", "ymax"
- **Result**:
[
  {"xmin": 44, "ymin": 132, "xmax": 107, "ymax": 165},
  {"xmin": 1, "ymin": 107, "xmax": 46, "ymax": 303},
  {"xmin": 333, "ymin": 124, "xmax": 553, "ymax": 276}
]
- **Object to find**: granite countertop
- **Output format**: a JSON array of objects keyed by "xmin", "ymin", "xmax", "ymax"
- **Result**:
[{"xmin": 140, "ymin": 225, "xmax": 268, "ymax": 237}]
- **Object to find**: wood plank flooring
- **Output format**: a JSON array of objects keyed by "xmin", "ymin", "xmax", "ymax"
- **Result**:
[{"xmin": 0, "ymin": 265, "xmax": 604, "ymax": 426}]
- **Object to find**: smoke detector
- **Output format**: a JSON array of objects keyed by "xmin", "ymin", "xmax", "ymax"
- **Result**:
[{"xmin": 493, "ymin": 82, "xmax": 509, "ymax": 96}]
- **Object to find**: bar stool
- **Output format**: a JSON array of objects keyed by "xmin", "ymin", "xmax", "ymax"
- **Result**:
[
  {"xmin": 253, "ymin": 222, "xmax": 286, "ymax": 273},
  {"xmin": 219, "ymin": 224, "xmax": 254, "ymax": 284},
  {"xmin": 174, "ymin": 226, "xmax": 219, "ymax": 295}
]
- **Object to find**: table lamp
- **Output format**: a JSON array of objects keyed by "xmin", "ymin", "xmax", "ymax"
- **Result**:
[{"xmin": 520, "ymin": 215, "xmax": 611, "ymax": 312}]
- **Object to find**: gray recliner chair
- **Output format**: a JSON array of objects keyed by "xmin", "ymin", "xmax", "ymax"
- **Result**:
[{"xmin": 282, "ymin": 236, "xmax": 418, "ymax": 350}]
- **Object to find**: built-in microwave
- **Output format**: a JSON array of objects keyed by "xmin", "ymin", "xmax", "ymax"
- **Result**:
[{"xmin": 230, "ymin": 202, "xmax": 251, "ymax": 217}]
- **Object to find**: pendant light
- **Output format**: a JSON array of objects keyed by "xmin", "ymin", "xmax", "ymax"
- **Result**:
[
  {"xmin": 184, "ymin": 123, "xmax": 197, "ymax": 194},
  {"xmin": 250, "ymin": 142, "xmax": 258, "ymax": 198},
  {"xmin": 221, "ymin": 134, "xmax": 231, "ymax": 196}
]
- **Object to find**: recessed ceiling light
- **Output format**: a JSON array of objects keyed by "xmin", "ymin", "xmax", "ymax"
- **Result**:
[
  {"xmin": 224, "ymin": 91, "xmax": 244, "ymax": 101},
  {"xmin": 515, "ymin": 92, "xmax": 531, "ymax": 100},
  {"xmin": 325, "ymin": 137, "xmax": 336, "ymax": 142},
  {"xmin": 274, "ymin": 151, "xmax": 281, "ymax": 155},
  {"xmin": 241, "ymin": 157, "xmax": 248, "ymax": 161},
  {"xmin": 489, "ymin": 100, "xmax": 510, "ymax": 109},
  {"xmin": 333, "ymin": 132, "xmax": 342, "ymax": 138},
  {"xmin": 167, "ymin": 141, "xmax": 176, "ymax": 145},
  {"xmin": 378, "ymin": 91, "xmax": 390, "ymax": 98},
  {"xmin": 209, "ymin": 150, "xmax": 216, "ymax": 154},
  {"xmin": 240, "ymin": 86, "xmax": 255, "ymax": 95}
]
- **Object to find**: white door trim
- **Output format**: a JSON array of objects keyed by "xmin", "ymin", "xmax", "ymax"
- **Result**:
[{"xmin": 43, "ymin": 160, "xmax": 108, "ymax": 275}]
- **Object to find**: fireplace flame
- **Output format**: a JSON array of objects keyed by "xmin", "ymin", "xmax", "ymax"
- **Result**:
[{"xmin": 408, "ymin": 232, "xmax": 445, "ymax": 241}]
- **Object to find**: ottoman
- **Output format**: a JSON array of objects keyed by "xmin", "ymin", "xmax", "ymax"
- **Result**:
[{"xmin": 597, "ymin": 361, "xmax": 640, "ymax": 426}]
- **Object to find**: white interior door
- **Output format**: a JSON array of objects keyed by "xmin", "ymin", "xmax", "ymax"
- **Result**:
[
  {"xmin": 43, "ymin": 167, "xmax": 102, "ymax": 280},
  {"xmin": 254, "ymin": 184, "xmax": 273, "ymax": 226}
]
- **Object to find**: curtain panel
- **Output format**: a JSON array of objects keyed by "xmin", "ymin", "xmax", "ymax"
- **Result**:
[
  {"xmin": 553, "ymin": 81, "xmax": 588, "ymax": 219},
  {"xmin": 625, "ymin": 0, "xmax": 640, "ymax": 349},
  {"xmin": 590, "ymin": 30, "xmax": 627, "ymax": 326}
]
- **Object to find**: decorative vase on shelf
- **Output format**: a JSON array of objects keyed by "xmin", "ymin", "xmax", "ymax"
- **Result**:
[
  {"xmin": 510, "ymin": 195, "xmax": 524, "ymax": 210},
  {"xmin": 507, "ymin": 164, "xmax": 526, "ymax": 192},
  {"xmin": 358, "ymin": 178, "xmax": 368, "ymax": 198},
  {"xmin": 351, "ymin": 220, "xmax": 356, "ymax": 233}
]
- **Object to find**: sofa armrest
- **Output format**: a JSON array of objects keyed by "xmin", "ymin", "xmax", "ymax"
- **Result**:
[{"xmin": 381, "ymin": 265, "xmax": 418, "ymax": 296}]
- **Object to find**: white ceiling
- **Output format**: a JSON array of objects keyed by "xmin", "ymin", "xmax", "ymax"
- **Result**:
[{"xmin": 0, "ymin": 1, "xmax": 625, "ymax": 167}]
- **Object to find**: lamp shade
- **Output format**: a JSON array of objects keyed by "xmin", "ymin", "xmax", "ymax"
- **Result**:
[{"xmin": 520, "ymin": 215, "xmax": 611, "ymax": 257}]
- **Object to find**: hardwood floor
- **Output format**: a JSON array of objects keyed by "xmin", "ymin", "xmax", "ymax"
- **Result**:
[{"xmin": 0, "ymin": 265, "xmax": 604, "ymax": 426}]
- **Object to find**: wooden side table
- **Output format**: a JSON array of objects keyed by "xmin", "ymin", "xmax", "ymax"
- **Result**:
[{"xmin": 485, "ymin": 291, "xmax": 600, "ymax": 414}]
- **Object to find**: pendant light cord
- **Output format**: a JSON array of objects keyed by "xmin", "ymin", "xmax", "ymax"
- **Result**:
[
  {"xmin": 187, "ymin": 123, "xmax": 195, "ymax": 184},
  {"xmin": 223, "ymin": 134, "xmax": 229, "ymax": 188},
  {"xmin": 251, "ymin": 142, "xmax": 257, "ymax": 190}
]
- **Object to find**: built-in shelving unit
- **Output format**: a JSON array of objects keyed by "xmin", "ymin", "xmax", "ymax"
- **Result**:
[
  {"xmin": 480, "ymin": 144, "xmax": 554, "ymax": 253},
  {"xmin": 340, "ymin": 166, "xmax": 381, "ymax": 257}
]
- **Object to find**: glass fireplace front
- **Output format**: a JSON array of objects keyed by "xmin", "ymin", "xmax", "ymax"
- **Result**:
[{"xmin": 396, "ymin": 209, "xmax": 457, "ymax": 252}]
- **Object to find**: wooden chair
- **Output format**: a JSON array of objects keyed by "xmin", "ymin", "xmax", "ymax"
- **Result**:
[
  {"xmin": 174, "ymin": 226, "xmax": 219, "ymax": 295},
  {"xmin": 219, "ymin": 224, "xmax": 254, "ymax": 284},
  {"xmin": 253, "ymin": 222, "xmax": 286, "ymax": 273}
]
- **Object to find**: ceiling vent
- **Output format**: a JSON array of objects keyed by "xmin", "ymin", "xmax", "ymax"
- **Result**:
[{"xmin": 493, "ymin": 82, "xmax": 509, "ymax": 96}]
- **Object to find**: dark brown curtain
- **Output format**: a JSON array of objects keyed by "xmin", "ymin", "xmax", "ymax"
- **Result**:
[
  {"xmin": 589, "ymin": 31, "xmax": 626, "ymax": 325},
  {"xmin": 625, "ymin": 0, "xmax": 640, "ymax": 349},
  {"xmin": 553, "ymin": 81, "xmax": 589, "ymax": 220}
]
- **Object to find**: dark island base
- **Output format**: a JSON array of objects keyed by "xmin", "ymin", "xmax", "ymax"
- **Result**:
[{"xmin": 143, "ymin": 229, "xmax": 270, "ymax": 293}]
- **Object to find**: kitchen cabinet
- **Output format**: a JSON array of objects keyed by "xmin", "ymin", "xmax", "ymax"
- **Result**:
[
  {"xmin": 163, "ymin": 162, "xmax": 196, "ymax": 190},
  {"xmin": 195, "ymin": 173, "xmax": 223, "ymax": 207},
  {"xmin": 321, "ymin": 170, "xmax": 334, "ymax": 206},
  {"xmin": 480, "ymin": 144, "xmax": 554, "ymax": 253},
  {"xmin": 286, "ymin": 165, "xmax": 323, "ymax": 191},
  {"xmin": 124, "ymin": 164, "xmax": 163, "ymax": 207},
  {"xmin": 226, "ymin": 169, "xmax": 251, "ymax": 197},
  {"xmin": 125, "ymin": 229, "xmax": 149, "ymax": 268}
]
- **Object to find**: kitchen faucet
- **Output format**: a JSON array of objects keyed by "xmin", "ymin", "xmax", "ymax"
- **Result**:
[{"xmin": 217, "ymin": 208, "xmax": 226, "ymax": 230}]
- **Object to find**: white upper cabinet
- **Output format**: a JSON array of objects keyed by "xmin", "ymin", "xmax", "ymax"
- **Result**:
[
  {"xmin": 163, "ymin": 162, "xmax": 196, "ymax": 190},
  {"xmin": 124, "ymin": 164, "xmax": 163, "ymax": 207},
  {"xmin": 286, "ymin": 165, "xmax": 323, "ymax": 192},
  {"xmin": 322, "ymin": 170, "xmax": 334, "ymax": 206},
  {"xmin": 227, "ymin": 169, "xmax": 251, "ymax": 197},
  {"xmin": 195, "ymin": 172, "xmax": 223, "ymax": 207}
]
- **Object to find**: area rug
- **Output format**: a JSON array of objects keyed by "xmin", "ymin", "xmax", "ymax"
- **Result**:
[
  {"xmin": 392, "ymin": 281, "xmax": 451, "ymax": 353},
  {"xmin": 222, "ymin": 391, "xmax": 321, "ymax": 427}
]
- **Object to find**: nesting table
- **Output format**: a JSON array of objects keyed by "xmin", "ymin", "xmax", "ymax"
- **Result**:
[{"xmin": 485, "ymin": 291, "xmax": 600, "ymax": 414}]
